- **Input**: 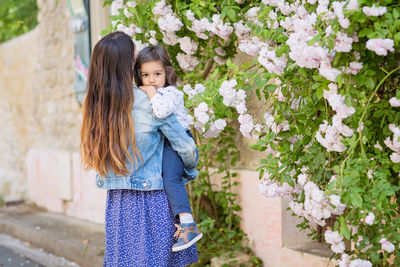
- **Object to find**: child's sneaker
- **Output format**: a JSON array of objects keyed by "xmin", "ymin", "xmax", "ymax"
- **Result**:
[{"xmin": 172, "ymin": 222, "xmax": 203, "ymax": 252}]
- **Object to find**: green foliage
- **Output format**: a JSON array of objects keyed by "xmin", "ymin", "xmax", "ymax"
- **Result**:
[
  {"xmin": 0, "ymin": 194, "xmax": 5, "ymax": 207},
  {"xmin": 0, "ymin": 0, "xmax": 38, "ymax": 43}
]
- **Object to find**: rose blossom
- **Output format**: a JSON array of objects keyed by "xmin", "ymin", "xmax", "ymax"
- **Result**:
[
  {"xmin": 233, "ymin": 21, "xmax": 251, "ymax": 39},
  {"xmin": 324, "ymin": 230, "xmax": 345, "ymax": 253},
  {"xmin": 389, "ymin": 97, "xmax": 400, "ymax": 107},
  {"xmin": 349, "ymin": 259, "xmax": 372, "ymax": 267},
  {"xmin": 390, "ymin": 153, "xmax": 400, "ymax": 163},
  {"xmin": 366, "ymin": 39, "xmax": 394, "ymax": 56},
  {"xmin": 176, "ymin": 53, "xmax": 199, "ymax": 71},
  {"xmin": 179, "ymin": 37, "xmax": 198, "ymax": 55},
  {"xmin": 158, "ymin": 14, "xmax": 183, "ymax": 32},
  {"xmin": 364, "ymin": 212, "xmax": 375, "ymax": 225},
  {"xmin": 379, "ymin": 238, "xmax": 395, "ymax": 253},
  {"xmin": 152, "ymin": 0, "xmax": 173, "ymax": 16},
  {"xmin": 363, "ymin": 5, "xmax": 387, "ymax": 17}
]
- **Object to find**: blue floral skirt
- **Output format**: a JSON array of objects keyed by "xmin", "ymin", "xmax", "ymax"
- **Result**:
[{"xmin": 103, "ymin": 189, "xmax": 198, "ymax": 267}]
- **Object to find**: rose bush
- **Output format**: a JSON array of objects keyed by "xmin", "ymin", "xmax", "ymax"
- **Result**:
[{"xmin": 105, "ymin": 0, "xmax": 400, "ymax": 265}]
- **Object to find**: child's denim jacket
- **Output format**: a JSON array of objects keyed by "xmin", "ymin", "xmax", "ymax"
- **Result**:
[{"xmin": 96, "ymin": 87, "xmax": 199, "ymax": 190}]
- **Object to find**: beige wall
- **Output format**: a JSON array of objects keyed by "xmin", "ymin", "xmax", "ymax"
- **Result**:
[
  {"xmin": 89, "ymin": 0, "xmax": 110, "ymax": 48},
  {"xmin": 0, "ymin": 30, "xmax": 37, "ymax": 201},
  {"xmin": 0, "ymin": 0, "xmax": 79, "ymax": 201}
]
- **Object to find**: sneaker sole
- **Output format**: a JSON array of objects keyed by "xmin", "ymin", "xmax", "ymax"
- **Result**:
[{"xmin": 172, "ymin": 232, "xmax": 203, "ymax": 252}]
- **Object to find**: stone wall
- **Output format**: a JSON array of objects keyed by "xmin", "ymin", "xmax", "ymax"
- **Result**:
[{"xmin": 0, "ymin": 0, "xmax": 80, "ymax": 201}]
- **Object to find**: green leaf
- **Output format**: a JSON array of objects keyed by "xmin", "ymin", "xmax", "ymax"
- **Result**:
[
  {"xmin": 394, "ymin": 8, "xmax": 400, "ymax": 19},
  {"xmin": 226, "ymin": 8, "xmax": 237, "ymax": 22},
  {"xmin": 370, "ymin": 251, "xmax": 380, "ymax": 264},
  {"xmin": 327, "ymin": 39, "xmax": 335, "ymax": 50},
  {"xmin": 311, "ymin": 83, "xmax": 321, "ymax": 89},
  {"xmin": 264, "ymin": 84, "xmax": 277, "ymax": 92},
  {"xmin": 395, "ymin": 19, "xmax": 400, "ymax": 30},
  {"xmin": 392, "ymin": 231, "xmax": 400, "ymax": 242},
  {"xmin": 298, "ymin": 68, "xmax": 308, "ymax": 78},
  {"xmin": 358, "ymin": 28, "xmax": 372, "ymax": 38},
  {"xmin": 100, "ymin": 28, "xmax": 111, "ymax": 36},
  {"xmin": 365, "ymin": 77, "xmax": 375, "ymax": 89},
  {"xmin": 394, "ymin": 32, "xmax": 400, "ymax": 46},
  {"xmin": 307, "ymin": 33, "xmax": 321, "ymax": 46},
  {"xmin": 339, "ymin": 217, "xmax": 351, "ymax": 240},
  {"xmin": 316, "ymin": 87, "xmax": 324, "ymax": 100},
  {"xmin": 350, "ymin": 192, "xmax": 363, "ymax": 207}
]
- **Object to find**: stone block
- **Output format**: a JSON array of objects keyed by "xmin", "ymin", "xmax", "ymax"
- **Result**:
[{"xmin": 210, "ymin": 251, "xmax": 251, "ymax": 267}]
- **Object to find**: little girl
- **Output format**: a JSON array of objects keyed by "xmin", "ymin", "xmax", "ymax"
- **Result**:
[{"xmin": 133, "ymin": 45, "xmax": 203, "ymax": 252}]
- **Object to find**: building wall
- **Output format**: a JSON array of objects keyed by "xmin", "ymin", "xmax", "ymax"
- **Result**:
[
  {"xmin": 0, "ymin": 30, "xmax": 37, "ymax": 201},
  {"xmin": 0, "ymin": 0, "xmax": 80, "ymax": 202}
]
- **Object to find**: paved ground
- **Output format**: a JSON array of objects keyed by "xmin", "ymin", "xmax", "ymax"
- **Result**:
[
  {"xmin": 0, "ymin": 204, "xmax": 105, "ymax": 267},
  {"xmin": 0, "ymin": 234, "xmax": 81, "ymax": 267},
  {"xmin": 0, "ymin": 243, "xmax": 44, "ymax": 267}
]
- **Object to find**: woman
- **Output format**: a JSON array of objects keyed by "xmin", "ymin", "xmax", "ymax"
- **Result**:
[{"xmin": 80, "ymin": 31, "xmax": 199, "ymax": 266}]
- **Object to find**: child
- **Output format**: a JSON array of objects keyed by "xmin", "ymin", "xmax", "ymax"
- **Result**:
[{"xmin": 133, "ymin": 45, "xmax": 203, "ymax": 252}]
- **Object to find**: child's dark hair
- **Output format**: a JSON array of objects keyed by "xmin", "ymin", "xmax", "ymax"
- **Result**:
[{"xmin": 133, "ymin": 45, "xmax": 177, "ymax": 87}]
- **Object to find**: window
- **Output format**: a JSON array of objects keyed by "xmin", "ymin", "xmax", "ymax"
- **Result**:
[{"xmin": 68, "ymin": 0, "xmax": 90, "ymax": 105}]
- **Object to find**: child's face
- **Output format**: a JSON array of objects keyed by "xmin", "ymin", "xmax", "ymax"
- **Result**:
[{"xmin": 140, "ymin": 60, "xmax": 166, "ymax": 89}]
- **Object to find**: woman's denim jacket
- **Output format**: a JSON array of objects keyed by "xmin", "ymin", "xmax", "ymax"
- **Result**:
[{"xmin": 95, "ymin": 87, "xmax": 199, "ymax": 190}]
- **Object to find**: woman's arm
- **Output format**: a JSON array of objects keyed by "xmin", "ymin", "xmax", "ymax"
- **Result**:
[{"xmin": 156, "ymin": 115, "xmax": 198, "ymax": 170}]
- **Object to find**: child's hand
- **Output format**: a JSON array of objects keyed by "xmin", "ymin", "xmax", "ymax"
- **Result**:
[{"xmin": 140, "ymin": 85, "xmax": 157, "ymax": 99}]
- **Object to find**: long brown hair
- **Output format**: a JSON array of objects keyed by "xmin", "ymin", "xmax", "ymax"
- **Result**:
[
  {"xmin": 80, "ymin": 31, "xmax": 140, "ymax": 177},
  {"xmin": 134, "ymin": 45, "xmax": 177, "ymax": 87}
]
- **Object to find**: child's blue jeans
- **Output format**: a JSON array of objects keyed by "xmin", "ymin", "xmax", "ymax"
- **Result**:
[{"xmin": 163, "ymin": 130, "xmax": 193, "ymax": 217}]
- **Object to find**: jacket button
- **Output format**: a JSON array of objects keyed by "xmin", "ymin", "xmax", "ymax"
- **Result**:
[{"xmin": 142, "ymin": 182, "xmax": 148, "ymax": 187}]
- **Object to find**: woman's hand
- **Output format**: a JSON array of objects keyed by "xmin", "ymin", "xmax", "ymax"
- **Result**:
[{"xmin": 140, "ymin": 85, "xmax": 158, "ymax": 99}]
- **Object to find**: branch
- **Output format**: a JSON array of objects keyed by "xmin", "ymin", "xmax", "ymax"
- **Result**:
[{"xmin": 202, "ymin": 60, "xmax": 214, "ymax": 80}]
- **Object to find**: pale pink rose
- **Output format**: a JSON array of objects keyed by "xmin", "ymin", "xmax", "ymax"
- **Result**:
[
  {"xmin": 346, "ymin": 0, "xmax": 359, "ymax": 10},
  {"xmin": 324, "ymin": 230, "xmax": 345, "ymax": 253},
  {"xmin": 209, "ymin": 14, "xmax": 233, "ymax": 40},
  {"xmin": 366, "ymin": 39, "xmax": 394, "ymax": 56},
  {"xmin": 176, "ymin": 53, "xmax": 199, "ymax": 71},
  {"xmin": 152, "ymin": 0, "xmax": 172, "ymax": 16},
  {"xmin": 162, "ymin": 31, "xmax": 179, "ymax": 46},
  {"xmin": 188, "ymin": 18, "xmax": 211, "ymax": 40},
  {"xmin": 239, "ymin": 37, "xmax": 266, "ymax": 56},
  {"xmin": 258, "ymin": 47, "xmax": 287, "ymax": 75},
  {"xmin": 363, "ymin": 5, "xmax": 387, "ymax": 16},
  {"xmin": 233, "ymin": 22, "xmax": 251, "ymax": 39},
  {"xmin": 349, "ymin": 259, "xmax": 372, "ymax": 267},
  {"xmin": 215, "ymin": 47, "xmax": 226, "ymax": 56},
  {"xmin": 338, "ymin": 253, "xmax": 350, "ymax": 267},
  {"xmin": 297, "ymin": 173, "xmax": 308, "ymax": 185},
  {"xmin": 348, "ymin": 62, "xmax": 363, "ymax": 75},
  {"xmin": 379, "ymin": 238, "xmax": 395, "ymax": 253},
  {"xmin": 111, "ymin": 0, "xmax": 123, "ymax": 15},
  {"xmin": 319, "ymin": 61, "xmax": 341, "ymax": 82},
  {"xmin": 158, "ymin": 14, "xmax": 183, "ymax": 32},
  {"xmin": 390, "ymin": 153, "xmax": 400, "ymax": 163},
  {"xmin": 389, "ymin": 97, "xmax": 400, "ymax": 107},
  {"xmin": 148, "ymin": 37, "xmax": 157, "ymax": 45},
  {"xmin": 203, "ymin": 119, "xmax": 227, "ymax": 138},
  {"xmin": 213, "ymin": 56, "xmax": 227, "ymax": 65},
  {"xmin": 179, "ymin": 37, "xmax": 198, "ymax": 55},
  {"xmin": 334, "ymin": 32, "xmax": 353, "ymax": 52},
  {"xmin": 186, "ymin": 10, "xmax": 195, "ymax": 21},
  {"xmin": 365, "ymin": 212, "xmax": 375, "ymax": 225},
  {"xmin": 374, "ymin": 142, "xmax": 383, "ymax": 151}
]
